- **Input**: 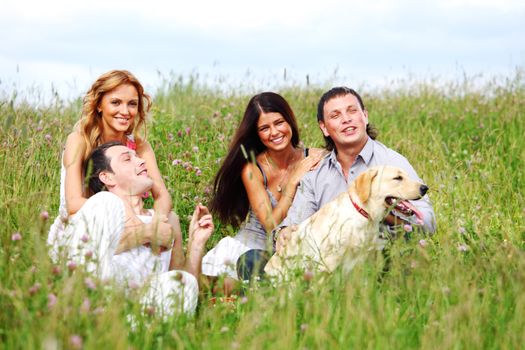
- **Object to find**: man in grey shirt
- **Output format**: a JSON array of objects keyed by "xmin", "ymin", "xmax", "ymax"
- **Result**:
[{"xmin": 276, "ymin": 87, "xmax": 435, "ymax": 249}]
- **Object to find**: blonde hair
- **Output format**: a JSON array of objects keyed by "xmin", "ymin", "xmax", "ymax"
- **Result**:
[{"xmin": 75, "ymin": 70, "xmax": 152, "ymax": 161}]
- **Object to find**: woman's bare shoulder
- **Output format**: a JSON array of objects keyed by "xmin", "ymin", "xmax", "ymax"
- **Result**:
[
  {"xmin": 65, "ymin": 130, "xmax": 83, "ymax": 142},
  {"xmin": 241, "ymin": 161, "xmax": 264, "ymax": 181},
  {"xmin": 64, "ymin": 131, "xmax": 86, "ymax": 151}
]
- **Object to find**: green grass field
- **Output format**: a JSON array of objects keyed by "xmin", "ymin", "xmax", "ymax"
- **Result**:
[{"xmin": 1, "ymin": 71, "xmax": 524, "ymax": 349}]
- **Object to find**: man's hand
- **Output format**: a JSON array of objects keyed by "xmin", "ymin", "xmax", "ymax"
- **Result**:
[
  {"xmin": 188, "ymin": 204, "xmax": 214, "ymax": 249},
  {"xmin": 118, "ymin": 214, "xmax": 174, "ymax": 255},
  {"xmin": 185, "ymin": 204, "xmax": 214, "ymax": 279},
  {"xmin": 148, "ymin": 214, "xmax": 174, "ymax": 254},
  {"xmin": 275, "ymin": 225, "xmax": 298, "ymax": 254}
]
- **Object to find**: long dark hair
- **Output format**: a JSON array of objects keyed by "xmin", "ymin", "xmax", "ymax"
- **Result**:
[
  {"xmin": 209, "ymin": 92, "xmax": 300, "ymax": 228},
  {"xmin": 317, "ymin": 87, "xmax": 378, "ymax": 151}
]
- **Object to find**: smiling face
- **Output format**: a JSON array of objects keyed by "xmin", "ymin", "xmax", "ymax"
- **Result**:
[
  {"xmin": 98, "ymin": 84, "xmax": 139, "ymax": 135},
  {"xmin": 319, "ymin": 93, "xmax": 369, "ymax": 151},
  {"xmin": 257, "ymin": 112, "xmax": 294, "ymax": 152},
  {"xmin": 102, "ymin": 145, "xmax": 153, "ymax": 196}
]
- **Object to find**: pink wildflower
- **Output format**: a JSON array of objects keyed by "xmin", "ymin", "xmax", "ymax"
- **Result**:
[
  {"xmin": 457, "ymin": 244, "xmax": 469, "ymax": 252},
  {"xmin": 69, "ymin": 335, "xmax": 83, "ymax": 350},
  {"xmin": 11, "ymin": 232, "xmax": 22, "ymax": 241},
  {"xmin": 28, "ymin": 282, "xmax": 42, "ymax": 296},
  {"xmin": 145, "ymin": 306, "xmax": 155, "ymax": 316},
  {"xmin": 419, "ymin": 239, "xmax": 428, "ymax": 248},
  {"xmin": 67, "ymin": 261, "xmax": 77, "ymax": 272},
  {"xmin": 47, "ymin": 293, "xmax": 58, "ymax": 309},
  {"xmin": 40, "ymin": 210, "xmax": 49, "ymax": 221},
  {"xmin": 303, "ymin": 270, "xmax": 314, "ymax": 282},
  {"xmin": 80, "ymin": 298, "xmax": 91, "ymax": 313},
  {"xmin": 185, "ymin": 127, "xmax": 191, "ymax": 135},
  {"xmin": 51, "ymin": 265, "xmax": 62, "ymax": 276},
  {"xmin": 403, "ymin": 224, "xmax": 413, "ymax": 232},
  {"xmin": 84, "ymin": 277, "xmax": 96, "ymax": 290}
]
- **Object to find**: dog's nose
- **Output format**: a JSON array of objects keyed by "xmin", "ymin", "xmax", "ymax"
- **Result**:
[{"xmin": 419, "ymin": 185, "xmax": 429, "ymax": 196}]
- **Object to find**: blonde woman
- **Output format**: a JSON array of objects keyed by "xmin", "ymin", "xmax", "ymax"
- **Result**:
[{"xmin": 49, "ymin": 70, "xmax": 182, "ymax": 265}]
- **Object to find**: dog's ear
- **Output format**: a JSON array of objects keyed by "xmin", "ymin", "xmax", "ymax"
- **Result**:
[{"xmin": 355, "ymin": 169, "xmax": 378, "ymax": 204}]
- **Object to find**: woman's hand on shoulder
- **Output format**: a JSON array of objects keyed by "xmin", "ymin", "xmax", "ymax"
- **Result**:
[
  {"xmin": 288, "ymin": 148, "xmax": 328, "ymax": 186},
  {"xmin": 308, "ymin": 147, "xmax": 330, "ymax": 160}
]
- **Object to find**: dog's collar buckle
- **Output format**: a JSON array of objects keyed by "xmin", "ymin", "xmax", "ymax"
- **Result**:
[{"xmin": 350, "ymin": 195, "xmax": 370, "ymax": 220}]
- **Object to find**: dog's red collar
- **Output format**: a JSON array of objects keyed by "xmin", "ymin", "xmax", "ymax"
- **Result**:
[{"xmin": 349, "ymin": 195, "xmax": 370, "ymax": 220}]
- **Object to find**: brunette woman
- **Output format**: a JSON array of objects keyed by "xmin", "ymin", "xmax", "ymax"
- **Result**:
[{"xmin": 202, "ymin": 92, "xmax": 325, "ymax": 292}]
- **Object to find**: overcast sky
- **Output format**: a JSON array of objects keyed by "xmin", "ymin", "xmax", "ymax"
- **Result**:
[{"xmin": 1, "ymin": 0, "xmax": 524, "ymax": 101}]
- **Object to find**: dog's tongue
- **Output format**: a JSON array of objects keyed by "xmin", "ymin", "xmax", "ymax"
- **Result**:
[{"xmin": 399, "ymin": 200, "xmax": 424, "ymax": 225}]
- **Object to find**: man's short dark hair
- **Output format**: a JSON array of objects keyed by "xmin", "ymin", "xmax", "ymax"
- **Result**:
[
  {"xmin": 84, "ymin": 141, "xmax": 123, "ymax": 196},
  {"xmin": 316, "ymin": 87, "xmax": 378, "ymax": 151}
]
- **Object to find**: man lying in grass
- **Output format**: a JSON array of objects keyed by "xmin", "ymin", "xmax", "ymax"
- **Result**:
[{"xmin": 47, "ymin": 141, "xmax": 213, "ymax": 316}]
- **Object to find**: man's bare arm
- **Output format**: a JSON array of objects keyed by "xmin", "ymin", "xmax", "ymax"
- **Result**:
[{"xmin": 115, "ymin": 215, "xmax": 174, "ymax": 254}]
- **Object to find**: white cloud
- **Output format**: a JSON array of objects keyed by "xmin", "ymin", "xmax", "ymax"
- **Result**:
[{"xmin": 1, "ymin": 0, "xmax": 524, "ymax": 101}]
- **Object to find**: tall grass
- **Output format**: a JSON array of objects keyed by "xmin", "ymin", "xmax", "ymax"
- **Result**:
[{"xmin": 0, "ymin": 70, "xmax": 523, "ymax": 349}]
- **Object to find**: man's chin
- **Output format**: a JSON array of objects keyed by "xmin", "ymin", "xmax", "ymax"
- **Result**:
[{"xmin": 131, "ymin": 183, "xmax": 153, "ymax": 196}]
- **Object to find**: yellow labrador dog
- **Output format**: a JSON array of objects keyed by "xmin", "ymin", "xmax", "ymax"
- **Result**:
[{"xmin": 264, "ymin": 166, "xmax": 428, "ymax": 277}]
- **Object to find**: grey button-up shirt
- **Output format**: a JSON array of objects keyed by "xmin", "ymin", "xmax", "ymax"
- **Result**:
[{"xmin": 280, "ymin": 137, "xmax": 436, "ymax": 233}]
